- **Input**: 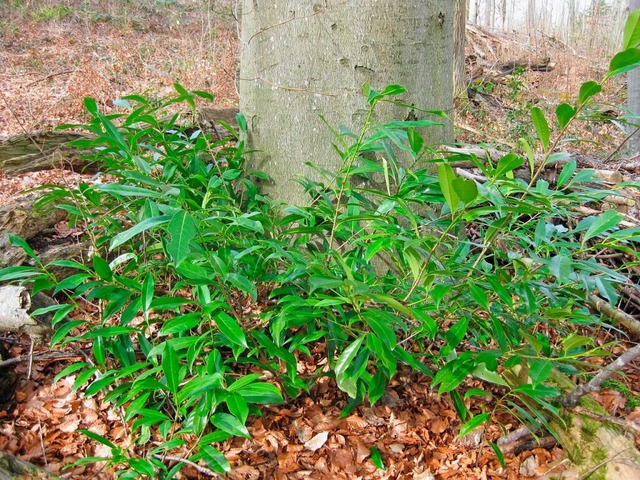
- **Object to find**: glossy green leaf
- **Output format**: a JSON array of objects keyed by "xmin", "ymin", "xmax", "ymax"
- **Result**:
[
  {"xmin": 162, "ymin": 343, "xmax": 179, "ymax": 394},
  {"xmin": 451, "ymin": 177, "xmax": 478, "ymax": 204},
  {"xmin": 214, "ymin": 311, "xmax": 247, "ymax": 348},
  {"xmin": 584, "ymin": 210, "xmax": 622, "ymax": 241},
  {"xmin": 212, "ymin": 413, "xmax": 250, "ymax": 438},
  {"xmin": 166, "ymin": 211, "xmax": 197, "ymax": 267},
  {"xmin": 228, "ymin": 273, "xmax": 258, "ymax": 302},
  {"xmin": 548, "ymin": 255, "xmax": 572, "ymax": 283},
  {"xmin": 197, "ymin": 446, "xmax": 231, "ymax": 474},
  {"xmin": 225, "ymin": 393, "xmax": 249, "ymax": 424},
  {"xmin": 79, "ymin": 429, "xmax": 117, "ymax": 450},
  {"xmin": 438, "ymin": 163, "xmax": 460, "ymax": 214},
  {"xmin": 555, "ymin": 103, "xmax": 576, "ymax": 129},
  {"xmin": 91, "ymin": 255, "xmax": 112, "ymax": 281},
  {"xmin": 608, "ymin": 48, "xmax": 640, "ymax": 77},
  {"xmin": 458, "ymin": 412, "xmax": 490, "ymax": 437},
  {"xmin": 109, "ymin": 215, "xmax": 171, "ymax": 250},
  {"xmin": 556, "ymin": 160, "xmax": 576, "ymax": 188},
  {"xmin": 531, "ymin": 107, "xmax": 550, "ymax": 149},
  {"xmin": 335, "ymin": 336, "xmax": 365, "ymax": 398},
  {"xmin": 234, "ymin": 382, "xmax": 283, "ymax": 404},
  {"xmin": 623, "ymin": 10, "xmax": 640, "ymax": 49},
  {"xmin": 528, "ymin": 359, "xmax": 553, "ymax": 387},
  {"xmin": 495, "ymin": 153, "xmax": 524, "ymax": 178},
  {"xmin": 490, "ymin": 441, "xmax": 506, "ymax": 467},
  {"xmin": 370, "ymin": 446, "xmax": 385, "ymax": 470},
  {"xmin": 578, "ymin": 81, "xmax": 602, "ymax": 104},
  {"xmin": 362, "ymin": 310, "xmax": 397, "ymax": 349}
]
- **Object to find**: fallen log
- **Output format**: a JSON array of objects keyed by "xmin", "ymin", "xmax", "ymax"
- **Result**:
[
  {"xmin": 0, "ymin": 131, "xmax": 95, "ymax": 174},
  {"xmin": 0, "ymin": 451, "xmax": 60, "ymax": 480},
  {"xmin": 0, "ymin": 107, "xmax": 239, "ymax": 176},
  {"xmin": 0, "ymin": 193, "xmax": 66, "ymax": 269}
]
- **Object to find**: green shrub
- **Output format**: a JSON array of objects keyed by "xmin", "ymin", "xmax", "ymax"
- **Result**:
[{"xmin": 2, "ymin": 16, "xmax": 640, "ymax": 479}]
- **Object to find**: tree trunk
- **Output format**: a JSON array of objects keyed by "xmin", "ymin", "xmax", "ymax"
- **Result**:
[
  {"xmin": 628, "ymin": 0, "xmax": 640, "ymax": 156},
  {"xmin": 454, "ymin": 0, "xmax": 468, "ymax": 99},
  {"xmin": 239, "ymin": 0, "xmax": 454, "ymax": 206}
]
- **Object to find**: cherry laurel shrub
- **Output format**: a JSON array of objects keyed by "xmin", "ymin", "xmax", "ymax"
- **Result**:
[{"xmin": 3, "ymin": 18, "xmax": 640, "ymax": 477}]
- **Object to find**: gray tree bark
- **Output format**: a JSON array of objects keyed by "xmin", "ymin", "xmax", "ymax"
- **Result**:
[
  {"xmin": 454, "ymin": 0, "xmax": 468, "ymax": 99},
  {"xmin": 628, "ymin": 0, "xmax": 640, "ymax": 156},
  {"xmin": 239, "ymin": 0, "xmax": 454, "ymax": 206}
]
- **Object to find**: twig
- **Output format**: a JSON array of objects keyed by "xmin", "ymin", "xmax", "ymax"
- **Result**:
[
  {"xmin": 153, "ymin": 454, "xmax": 223, "ymax": 478},
  {"xmin": 25, "ymin": 69, "xmax": 77, "ymax": 88},
  {"xmin": 497, "ymin": 424, "xmax": 535, "ymax": 446},
  {"xmin": 0, "ymin": 351, "xmax": 84, "ymax": 369},
  {"xmin": 577, "ymin": 447, "xmax": 632, "ymax": 480},
  {"xmin": 588, "ymin": 294, "xmax": 640, "ymax": 338},
  {"xmin": 563, "ymin": 343, "xmax": 640, "ymax": 407}
]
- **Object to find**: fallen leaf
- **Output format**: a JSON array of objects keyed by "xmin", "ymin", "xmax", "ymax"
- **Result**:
[{"xmin": 304, "ymin": 431, "xmax": 329, "ymax": 452}]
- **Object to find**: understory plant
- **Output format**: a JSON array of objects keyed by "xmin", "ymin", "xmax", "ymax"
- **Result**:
[{"xmin": 2, "ymin": 16, "xmax": 640, "ymax": 479}]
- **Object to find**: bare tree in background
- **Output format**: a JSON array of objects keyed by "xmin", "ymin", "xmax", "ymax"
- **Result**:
[
  {"xmin": 629, "ymin": 0, "xmax": 640, "ymax": 156},
  {"xmin": 454, "ymin": 0, "xmax": 468, "ymax": 98}
]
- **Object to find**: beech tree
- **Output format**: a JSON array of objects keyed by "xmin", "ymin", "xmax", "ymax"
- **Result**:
[{"xmin": 239, "ymin": 1, "xmax": 454, "ymax": 205}]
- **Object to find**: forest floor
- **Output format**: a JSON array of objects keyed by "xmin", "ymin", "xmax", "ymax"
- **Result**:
[{"xmin": 1, "ymin": 1, "xmax": 640, "ymax": 479}]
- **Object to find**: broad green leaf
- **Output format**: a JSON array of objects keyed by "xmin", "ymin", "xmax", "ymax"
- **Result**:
[
  {"xmin": 214, "ymin": 311, "xmax": 248, "ymax": 348},
  {"xmin": 141, "ymin": 274, "xmax": 154, "ymax": 315},
  {"xmin": 83, "ymin": 98, "xmax": 99, "ymax": 116},
  {"xmin": 451, "ymin": 177, "xmax": 478, "ymax": 204},
  {"xmin": 556, "ymin": 160, "xmax": 576, "ymax": 188},
  {"xmin": 335, "ymin": 336, "xmax": 365, "ymax": 398},
  {"xmin": 92, "ymin": 255, "xmax": 112, "ymax": 281},
  {"xmin": 109, "ymin": 215, "xmax": 171, "ymax": 250},
  {"xmin": 166, "ymin": 211, "xmax": 197, "ymax": 267},
  {"xmin": 0, "ymin": 266, "xmax": 41, "ymax": 282},
  {"xmin": 162, "ymin": 343, "xmax": 179, "ymax": 394},
  {"xmin": 556, "ymin": 103, "xmax": 576, "ymax": 129},
  {"xmin": 127, "ymin": 458, "xmax": 155, "ymax": 477},
  {"xmin": 51, "ymin": 319, "xmax": 86, "ymax": 346},
  {"xmin": 578, "ymin": 81, "xmax": 602, "ymax": 104},
  {"xmin": 95, "ymin": 183, "xmax": 162, "ymax": 199},
  {"xmin": 584, "ymin": 210, "xmax": 622, "ymax": 241},
  {"xmin": 54, "ymin": 362, "xmax": 88, "ymax": 383},
  {"xmin": 362, "ymin": 310, "xmax": 397, "ymax": 349},
  {"xmin": 548, "ymin": 255, "xmax": 572, "ymax": 283},
  {"xmin": 438, "ymin": 163, "xmax": 460, "ymax": 215},
  {"xmin": 562, "ymin": 334, "xmax": 593, "ymax": 354},
  {"xmin": 490, "ymin": 441, "xmax": 506, "ymax": 468},
  {"xmin": 528, "ymin": 359, "xmax": 553, "ymax": 387},
  {"xmin": 228, "ymin": 273, "xmax": 258, "ymax": 302},
  {"xmin": 623, "ymin": 10, "xmax": 640, "ymax": 49},
  {"xmin": 495, "ymin": 153, "xmax": 524, "ymax": 178},
  {"xmin": 433, "ymin": 362, "xmax": 472, "ymax": 394},
  {"xmin": 225, "ymin": 393, "xmax": 249, "ymax": 424},
  {"xmin": 472, "ymin": 364, "xmax": 508, "ymax": 387},
  {"xmin": 370, "ymin": 446, "xmax": 385, "ymax": 470},
  {"xmin": 458, "ymin": 413, "xmax": 490, "ymax": 437},
  {"xmin": 608, "ymin": 48, "xmax": 640, "ymax": 77},
  {"xmin": 234, "ymin": 382, "xmax": 283, "ymax": 404},
  {"xmin": 379, "ymin": 84, "xmax": 407, "ymax": 97},
  {"xmin": 212, "ymin": 413, "xmax": 250, "ymax": 438},
  {"xmin": 79, "ymin": 429, "xmax": 117, "ymax": 450},
  {"xmin": 8, "ymin": 234, "xmax": 38, "ymax": 260},
  {"xmin": 531, "ymin": 107, "xmax": 550, "ymax": 149},
  {"xmin": 197, "ymin": 446, "xmax": 231, "ymax": 474},
  {"xmin": 519, "ymin": 138, "xmax": 535, "ymax": 176}
]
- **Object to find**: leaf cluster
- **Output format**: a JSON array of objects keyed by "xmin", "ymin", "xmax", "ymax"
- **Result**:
[{"xmin": 2, "ymin": 14, "xmax": 640, "ymax": 477}]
